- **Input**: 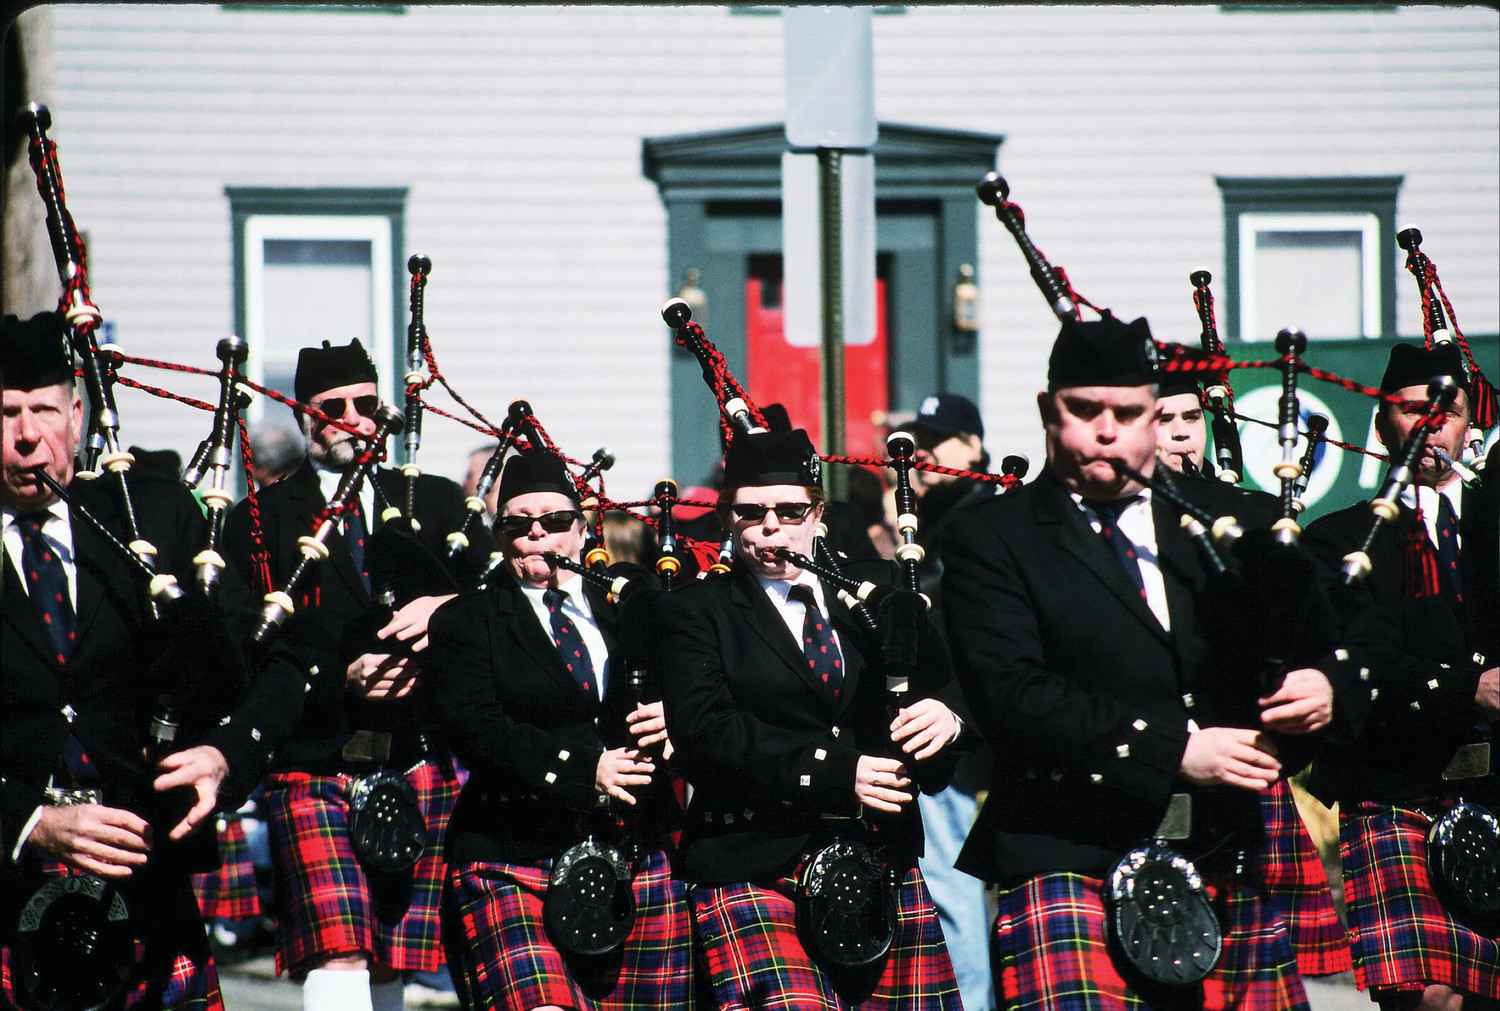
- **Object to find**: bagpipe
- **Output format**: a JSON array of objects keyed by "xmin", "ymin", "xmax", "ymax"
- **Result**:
[
  {"xmin": 535, "ymin": 552, "xmax": 660, "ymax": 959},
  {"xmin": 401, "ymin": 254, "xmax": 433, "ymax": 527},
  {"xmin": 1188, "ymin": 270, "xmax": 1247, "ymax": 483}
]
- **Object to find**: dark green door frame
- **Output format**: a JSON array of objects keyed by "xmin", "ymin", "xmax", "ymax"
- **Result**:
[
  {"xmin": 643, "ymin": 122, "xmax": 1003, "ymax": 486},
  {"xmin": 226, "ymin": 185, "xmax": 409, "ymax": 422}
]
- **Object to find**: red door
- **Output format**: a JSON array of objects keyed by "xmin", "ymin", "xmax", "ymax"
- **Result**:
[{"xmin": 744, "ymin": 275, "xmax": 889, "ymax": 458}]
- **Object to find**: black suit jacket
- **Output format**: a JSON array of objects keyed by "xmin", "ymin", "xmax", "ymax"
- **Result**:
[
  {"xmin": 657, "ymin": 559, "xmax": 970, "ymax": 885},
  {"xmin": 220, "ymin": 458, "xmax": 492, "ymax": 770},
  {"xmin": 2, "ymin": 474, "xmax": 304, "ymax": 878},
  {"xmin": 425, "ymin": 567, "xmax": 666, "ymax": 865},
  {"xmin": 940, "ymin": 467, "xmax": 1360, "ymax": 884},
  {"xmin": 1302, "ymin": 482, "xmax": 1496, "ymax": 805}
]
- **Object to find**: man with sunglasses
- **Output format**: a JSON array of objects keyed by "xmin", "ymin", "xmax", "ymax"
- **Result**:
[
  {"xmin": 222, "ymin": 339, "xmax": 493, "ymax": 1011},
  {"xmin": 659, "ymin": 428, "xmax": 972, "ymax": 1009},
  {"xmin": 425, "ymin": 450, "xmax": 694, "ymax": 1010}
]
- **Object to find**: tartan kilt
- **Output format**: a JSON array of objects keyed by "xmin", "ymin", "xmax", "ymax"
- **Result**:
[
  {"xmin": 262, "ymin": 761, "xmax": 458, "ymax": 977},
  {"xmin": 441, "ymin": 848, "xmax": 695, "ymax": 1011},
  {"xmin": 192, "ymin": 815, "xmax": 261, "ymax": 922},
  {"xmin": 992, "ymin": 870, "xmax": 1309, "ymax": 1011},
  {"xmin": 1339, "ymin": 799, "xmax": 1500, "ymax": 998},
  {"xmin": 689, "ymin": 865, "xmax": 961, "ymax": 1011},
  {"xmin": 1258, "ymin": 780, "xmax": 1349, "ymax": 976},
  {"xmin": 2, "ymin": 861, "xmax": 224, "ymax": 1011}
]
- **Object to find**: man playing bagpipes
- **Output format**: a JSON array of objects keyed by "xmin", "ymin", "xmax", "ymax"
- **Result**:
[
  {"xmin": 942, "ymin": 314, "xmax": 1365, "ymax": 1010},
  {"xmin": 1302, "ymin": 341, "xmax": 1499, "ymax": 1011},
  {"xmin": 221, "ymin": 339, "xmax": 493, "ymax": 1011},
  {"xmin": 1, "ymin": 311, "xmax": 304, "ymax": 1010}
]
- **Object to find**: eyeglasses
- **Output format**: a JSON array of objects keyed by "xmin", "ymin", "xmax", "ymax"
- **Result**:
[
  {"xmin": 311, "ymin": 395, "xmax": 379, "ymax": 421},
  {"xmin": 912, "ymin": 427, "xmax": 955, "ymax": 451},
  {"xmin": 497, "ymin": 510, "xmax": 583, "ymax": 538},
  {"xmin": 730, "ymin": 502, "xmax": 815, "ymax": 524}
]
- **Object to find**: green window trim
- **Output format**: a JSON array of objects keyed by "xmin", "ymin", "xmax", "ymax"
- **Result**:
[
  {"xmin": 1216, "ymin": 176, "xmax": 1402, "ymax": 342},
  {"xmin": 226, "ymin": 186, "xmax": 408, "ymax": 439}
]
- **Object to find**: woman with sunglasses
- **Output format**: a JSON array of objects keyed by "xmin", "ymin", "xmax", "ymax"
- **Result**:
[
  {"xmin": 658, "ymin": 429, "xmax": 973, "ymax": 1010},
  {"xmin": 425, "ymin": 450, "xmax": 694, "ymax": 1011}
]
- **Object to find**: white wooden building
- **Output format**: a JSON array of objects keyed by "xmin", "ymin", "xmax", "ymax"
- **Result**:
[{"xmin": 4, "ymin": 3, "xmax": 1496, "ymax": 510}]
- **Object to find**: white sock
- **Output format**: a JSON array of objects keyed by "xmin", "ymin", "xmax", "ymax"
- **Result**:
[
  {"xmin": 371, "ymin": 977, "xmax": 405, "ymax": 1011},
  {"xmin": 303, "ymin": 967, "xmax": 373, "ymax": 1011}
]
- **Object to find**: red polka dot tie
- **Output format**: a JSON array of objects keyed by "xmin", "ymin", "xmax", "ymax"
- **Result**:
[
  {"xmin": 790, "ymin": 583, "xmax": 843, "ymax": 699},
  {"xmin": 344, "ymin": 499, "xmax": 370, "ymax": 593},
  {"xmin": 543, "ymin": 587, "xmax": 596, "ymax": 696},
  {"xmin": 1088, "ymin": 497, "xmax": 1146, "ymax": 599},
  {"xmin": 1434, "ymin": 492, "xmax": 1461, "ymax": 599},
  {"xmin": 16, "ymin": 512, "xmax": 76, "ymax": 665}
]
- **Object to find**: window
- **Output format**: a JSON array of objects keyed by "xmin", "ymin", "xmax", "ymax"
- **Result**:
[
  {"xmin": 1237, "ymin": 212, "xmax": 1380, "ymax": 341},
  {"xmin": 1216, "ymin": 176, "xmax": 1401, "ymax": 342},
  {"xmin": 227, "ymin": 188, "xmax": 406, "ymax": 426}
]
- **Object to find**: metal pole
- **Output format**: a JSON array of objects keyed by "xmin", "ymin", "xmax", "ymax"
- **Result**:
[{"xmin": 818, "ymin": 146, "xmax": 847, "ymax": 501}]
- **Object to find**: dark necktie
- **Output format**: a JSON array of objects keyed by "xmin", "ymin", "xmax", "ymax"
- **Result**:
[
  {"xmin": 343, "ymin": 498, "xmax": 370, "ymax": 593},
  {"xmin": 16, "ymin": 513, "xmax": 97, "ymax": 786},
  {"xmin": 543, "ymin": 588, "xmax": 597, "ymax": 696},
  {"xmin": 1434, "ymin": 492, "xmax": 1461, "ymax": 598},
  {"xmin": 16, "ymin": 512, "xmax": 76, "ymax": 665},
  {"xmin": 790, "ymin": 583, "xmax": 843, "ymax": 699},
  {"xmin": 1087, "ymin": 496, "xmax": 1146, "ymax": 599}
]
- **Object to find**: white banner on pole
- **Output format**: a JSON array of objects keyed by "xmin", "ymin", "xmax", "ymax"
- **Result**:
[
  {"xmin": 782, "ymin": 151, "xmax": 876, "ymax": 349},
  {"xmin": 784, "ymin": 6, "xmax": 877, "ymax": 150}
]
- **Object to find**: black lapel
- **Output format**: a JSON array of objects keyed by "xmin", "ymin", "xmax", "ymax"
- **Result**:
[
  {"xmin": 1036, "ymin": 470, "xmax": 1169, "ymax": 644},
  {"xmin": 370, "ymin": 467, "xmax": 409, "ymax": 533},
  {"xmin": 67, "ymin": 502, "xmax": 129, "ymax": 670}
]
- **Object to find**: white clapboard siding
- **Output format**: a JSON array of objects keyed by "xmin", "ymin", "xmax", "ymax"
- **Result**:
[{"xmin": 26, "ymin": 3, "xmax": 1499, "ymax": 489}]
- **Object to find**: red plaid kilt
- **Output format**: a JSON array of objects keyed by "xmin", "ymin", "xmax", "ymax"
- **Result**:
[
  {"xmin": 689, "ymin": 865, "xmax": 961, "ymax": 1010},
  {"xmin": 262, "ymin": 761, "xmax": 458, "ymax": 977},
  {"xmin": 992, "ymin": 870, "xmax": 1309, "ymax": 1010},
  {"xmin": 2, "ymin": 861, "xmax": 224, "ymax": 1011},
  {"xmin": 192, "ymin": 815, "xmax": 261, "ymax": 922},
  {"xmin": 1339, "ymin": 799, "xmax": 1500, "ymax": 998},
  {"xmin": 1258, "ymin": 780, "xmax": 1349, "ymax": 976},
  {"xmin": 442, "ymin": 848, "xmax": 694, "ymax": 1010}
]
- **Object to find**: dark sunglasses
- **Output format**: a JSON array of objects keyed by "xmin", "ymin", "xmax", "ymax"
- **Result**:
[
  {"xmin": 497, "ymin": 510, "xmax": 583, "ymax": 538},
  {"xmin": 730, "ymin": 502, "xmax": 815, "ymax": 524},
  {"xmin": 311, "ymin": 395, "xmax": 379, "ymax": 421}
]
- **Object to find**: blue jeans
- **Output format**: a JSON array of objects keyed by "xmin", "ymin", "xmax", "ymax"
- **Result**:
[{"xmin": 917, "ymin": 766, "xmax": 994, "ymax": 1011}]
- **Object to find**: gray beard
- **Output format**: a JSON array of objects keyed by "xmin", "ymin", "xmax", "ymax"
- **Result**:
[{"xmin": 308, "ymin": 435, "xmax": 358, "ymax": 472}]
